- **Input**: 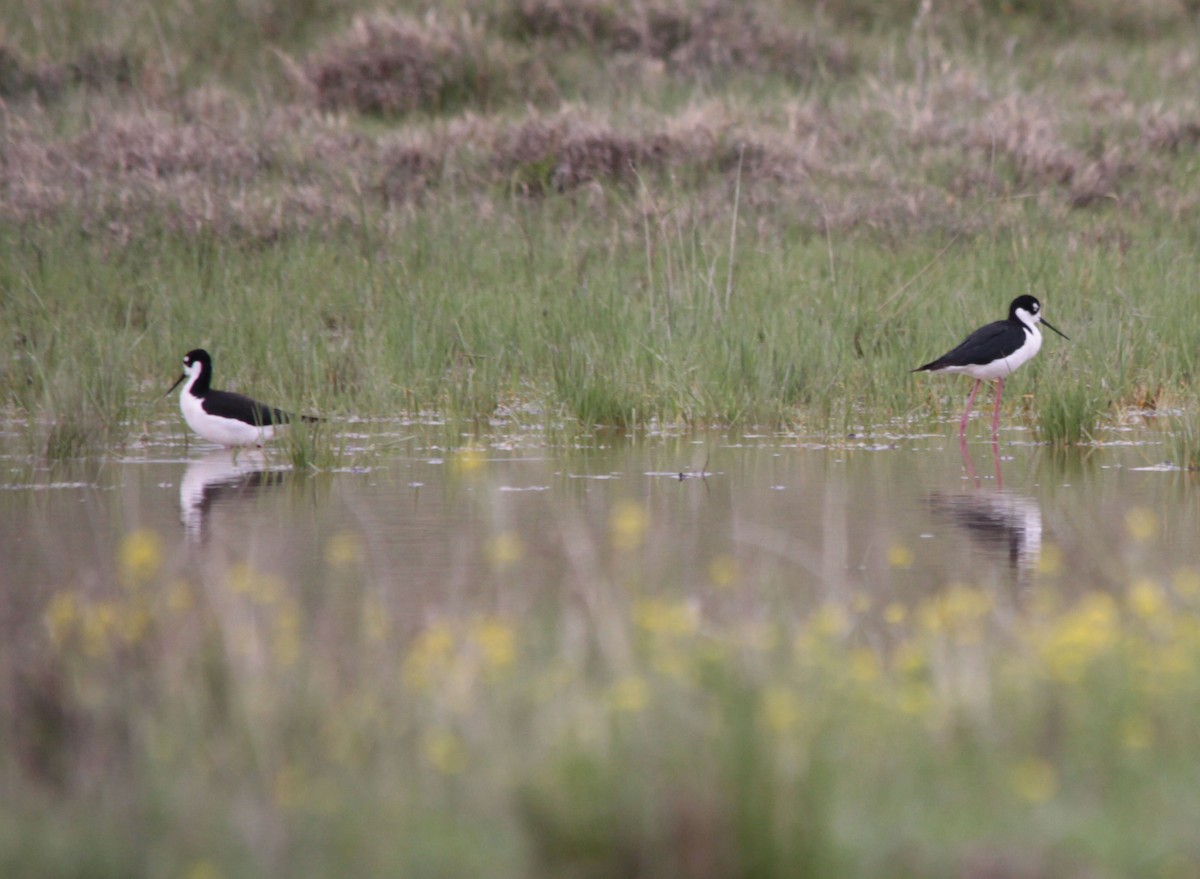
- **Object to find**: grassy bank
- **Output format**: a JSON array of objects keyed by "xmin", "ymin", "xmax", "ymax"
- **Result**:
[
  {"xmin": 1, "ymin": 209, "xmax": 1197, "ymax": 454},
  {"xmin": 2, "ymin": 1, "xmax": 1200, "ymax": 452}
]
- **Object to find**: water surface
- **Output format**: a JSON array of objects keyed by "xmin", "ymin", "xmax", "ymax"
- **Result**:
[{"xmin": 4, "ymin": 421, "xmax": 1195, "ymax": 635}]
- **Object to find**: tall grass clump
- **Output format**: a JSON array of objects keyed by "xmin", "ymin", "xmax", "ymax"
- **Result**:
[
  {"xmin": 28, "ymin": 339, "xmax": 137, "ymax": 460},
  {"xmin": 1033, "ymin": 378, "xmax": 1107, "ymax": 446},
  {"xmin": 1164, "ymin": 409, "xmax": 1200, "ymax": 472},
  {"xmin": 278, "ymin": 417, "xmax": 341, "ymax": 471}
]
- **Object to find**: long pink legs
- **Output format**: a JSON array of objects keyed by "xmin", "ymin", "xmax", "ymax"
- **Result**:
[
  {"xmin": 959, "ymin": 378, "xmax": 1005, "ymax": 440},
  {"xmin": 991, "ymin": 377, "xmax": 1005, "ymax": 438},
  {"xmin": 959, "ymin": 379, "xmax": 982, "ymax": 438}
]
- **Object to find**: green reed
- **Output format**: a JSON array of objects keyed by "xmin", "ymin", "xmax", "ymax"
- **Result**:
[{"xmin": 2, "ymin": 213, "xmax": 1198, "ymax": 450}]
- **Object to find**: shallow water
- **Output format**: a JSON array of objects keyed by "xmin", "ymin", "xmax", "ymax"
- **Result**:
[{"xmin": 3, "ymin": 419, "xmax": 1197, "ymax": 634}]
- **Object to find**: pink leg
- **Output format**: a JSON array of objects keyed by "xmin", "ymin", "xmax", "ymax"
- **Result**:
[
  {"xmin": 960, "ymin": 432, "xmax": 979, "ymax": 486},
  {"xmin": 959, "ymin": 379, "xmax": 982, "ymax": 438},
  {"xmin": 991, "ymin": 378, "xmax": 1005, "ymax": 438}
]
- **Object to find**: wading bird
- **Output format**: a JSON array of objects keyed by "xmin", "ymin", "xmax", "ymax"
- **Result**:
[
  {"xmin": 914, "ymin": 295, "xmax": 1068, "ymax": 439},
  {"xmin": 167, "ymin": 349, "xmax": 318, "ymax": 447}
]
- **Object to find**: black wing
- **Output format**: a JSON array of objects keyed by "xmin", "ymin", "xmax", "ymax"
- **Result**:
[
  {"xmin": 204, "ymin": 389, "xmax": 294, "ymax": 425},
  {"xmin": 913, "ymin": 319, "xmax": 1024, "ymax": 371}
]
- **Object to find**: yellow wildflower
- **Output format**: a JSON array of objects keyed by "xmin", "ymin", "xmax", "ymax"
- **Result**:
[
  {"xmin": 485, "ymin": 532, "xmax": 524, "ymax": 569},
  {"xmin": 119, "ymin": 528, "xmax": 163, "ymax": 585},
  {"xmin": 472, "ymin": 617, "xmax": 517, "ymax": 670},
  {"xmin": 1037, "ymin": 592, "xmax": 1119, "ymax": 683},
  {"xmin": 1127, "ymin": 578, "xmax": 1165, "ymax": 620},
  {"xmin": 887, "ymin": 542, "xmax": 914, "ymax": 569},
  {"xmin": 452, "ymin": 447, "xmax": 486, "ymax": 476},
  {"xmin": 1124, "ymin": 507, "xmax": 1158, "ymax": 543},
  {"xmin": 610, "ymin": 500, "xmax": 649, "ymax": 551}
]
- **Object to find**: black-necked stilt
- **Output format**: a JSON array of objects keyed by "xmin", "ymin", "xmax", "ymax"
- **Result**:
[
  {"xmin": 914, "ymin": 295, "xmax": 1068, "ymax": 438},
  {"xmin": 167, "ymin": 349, "xmax": 318, "ymax": 447}
]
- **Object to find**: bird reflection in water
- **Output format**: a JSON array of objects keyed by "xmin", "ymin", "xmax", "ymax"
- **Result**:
[
  {"xmin": 922, "ymin": 435, "xmax": 1045, "ymax": 579},
  {"xmin": 960, "ymin": 435, "xmax": 1003, "ymax": 489},
  {"xmin": 927, "ymin": 488, "xmax": 1043, "ymax": 578},
  {"xmin": 179, "ymin": 448, "xmax": 290, "ymax": 543}
]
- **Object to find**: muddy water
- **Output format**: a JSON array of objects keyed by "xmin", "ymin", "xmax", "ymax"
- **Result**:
[{"xmin": 2, "ymin": 423, "xmax": 1198, "ymax": 634}]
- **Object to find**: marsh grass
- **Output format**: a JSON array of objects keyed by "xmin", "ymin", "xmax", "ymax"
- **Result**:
[
  {"xmin": 1163, "ymin": 409, "xmax": 1200, "ymax": 471},
  {"xmin": 1033, "ymin": 379, "xmax": 1109, "ymax": 447},
  {"xmin": 3, "ymin": 213, "xmax": 1197, "ymax": 447},
  {"xmin": 277, "ymin": 415, "xmax": 356, "ymax": 472}
]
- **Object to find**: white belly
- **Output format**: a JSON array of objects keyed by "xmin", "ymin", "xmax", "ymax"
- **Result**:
[{"xmin": 181, "ymin": 393, "xmax": 279, "ymax": 447}]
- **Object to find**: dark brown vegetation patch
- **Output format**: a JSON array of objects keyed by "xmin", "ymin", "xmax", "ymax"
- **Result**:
[
  {"xmin": 496, "ymin": 0, "xmax": 853, "ymax": 82},
  {"xmin": 69, "ymin": 113, "xmax": 274, "ymax": 180},
  {"xmin": 303, "ymin": 12, "xmax": 523, "ymax": 117},
  {"xmin": 303, "ymin": 2, "xmax": 852, "ymax": 118},
  {"xmin": 495, "ymin": 116, "xmax": 676, "ymax": 194},
  {"xmin": 0, "ymin": 44, "xmax": 134, "ymax": 102}
]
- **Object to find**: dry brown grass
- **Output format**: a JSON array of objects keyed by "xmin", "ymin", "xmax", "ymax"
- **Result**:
[
  {"xmin": 302, "ymin": 1, "xmax": 852, "ymax": 118},
  {"xmin": 0, "ymin": 43, "xmax": 134, "ymax": 102},
  {"xmin": 496, "ymin": 0, "xmax": 854, "ymax": 81},
  {"xmin": 302, "ymin": 11, "xmax": 528, "ymax": 117},
  {"xmin": 3, "ymin": 82, "xmax": 1196, "ymax": 243},
  {"xmin": 3, "ymin": 2, "xmax": 1200, "ymax": 243}
]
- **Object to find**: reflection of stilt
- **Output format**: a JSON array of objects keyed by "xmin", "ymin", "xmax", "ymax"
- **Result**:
[
  {"xmin": 179, "ymin": 449, "xmax": 288, "ymax": 543},
  {"xmin": 959, "ymin": 435, "xmax": 1003, "ymax": 489},
  {"xmin": 927, "ymin": 489, "xmax": 1043, "ymax": 578},
  {"xmin": 960, "ymin": 433, "xmax": 978, "ymax": 486}
]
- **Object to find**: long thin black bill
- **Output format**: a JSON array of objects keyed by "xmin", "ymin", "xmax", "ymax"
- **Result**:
[
  {"xmin": 1041, "ymin": 318, "xmax": 1069, "ymax": 340},
  {"xmin": 165, "ymin": 373, "xmax": 186, "ymax": 397}
]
